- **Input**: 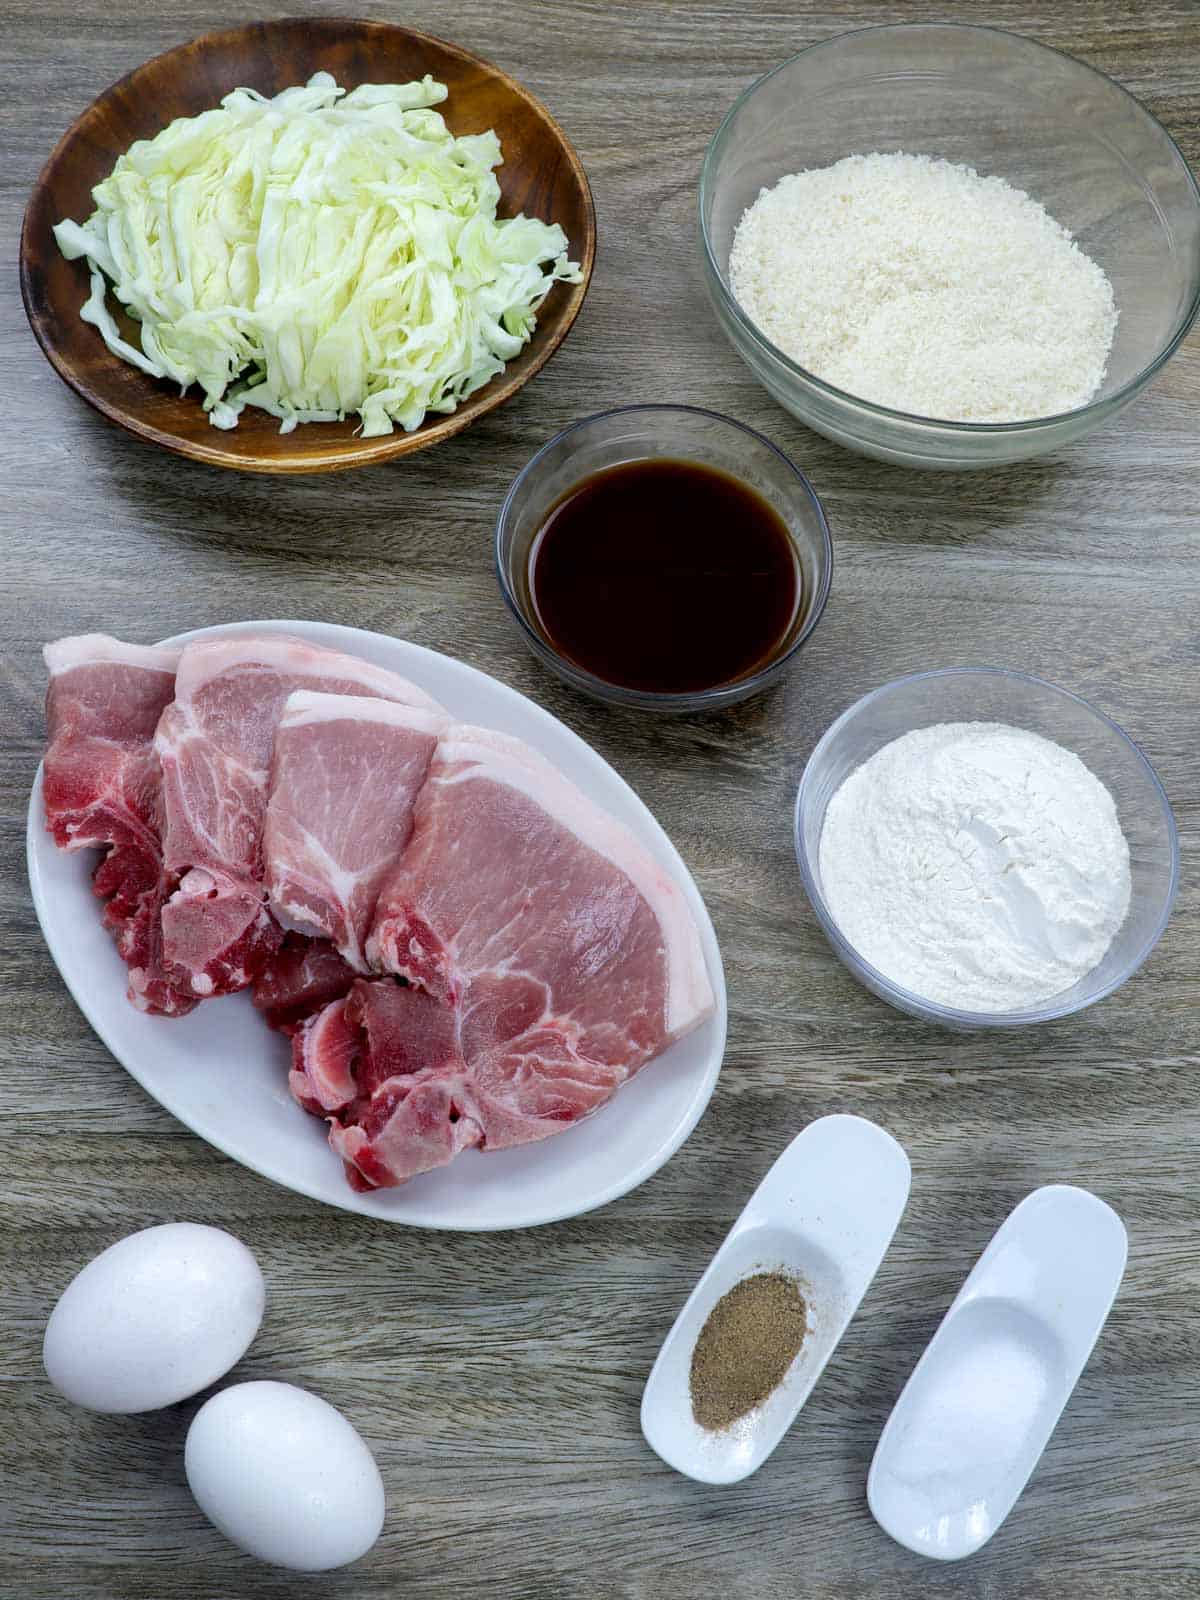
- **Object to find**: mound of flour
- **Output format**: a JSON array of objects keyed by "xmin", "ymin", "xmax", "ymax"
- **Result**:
[{"xmin": 817, "ymin": 722, "xmax": 1131, "ymax": 1012}]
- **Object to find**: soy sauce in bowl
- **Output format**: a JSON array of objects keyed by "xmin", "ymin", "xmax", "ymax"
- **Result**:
[
  {"xmin": 527, "ymin": 459, "xmax": 802, "ymax": 696},
  {"xmin": 496, "ymin": 405, "xmax": 834, "ymax": 712}
]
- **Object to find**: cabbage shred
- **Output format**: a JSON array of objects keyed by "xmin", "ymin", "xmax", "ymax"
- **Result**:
[{"xmin": 53, "ymin": 73, "xmax": 583, "ymax": 436}]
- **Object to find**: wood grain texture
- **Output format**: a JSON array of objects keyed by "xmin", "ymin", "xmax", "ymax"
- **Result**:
[
  {"xmin": 19, "ymin": 16, "xmax": 595, "ymax": 471},
  {"xmin": 1, "ymin": 1, "xmax": 1198, "ymax": 1597}
]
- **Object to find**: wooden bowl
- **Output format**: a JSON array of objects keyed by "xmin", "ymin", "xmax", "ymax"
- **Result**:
[{"xmin": 20, "ymin": 17, "xmax": 595, "ymax": 473}]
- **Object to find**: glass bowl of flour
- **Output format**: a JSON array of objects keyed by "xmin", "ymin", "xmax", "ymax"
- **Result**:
[
  {"xmin": 700, "ymin": 23, "xmax": 1200, "ymax": 468},
  {"xmin": 794, "ymin": 669, "xmax": 1178, "ymax": 1028}
]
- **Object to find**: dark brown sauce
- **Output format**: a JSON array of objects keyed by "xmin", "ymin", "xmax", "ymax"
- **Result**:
[{"xmin": 527, "ymin": 459, "xmax": 802, "ymax": 695}]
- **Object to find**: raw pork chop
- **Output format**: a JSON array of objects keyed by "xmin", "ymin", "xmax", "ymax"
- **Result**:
[
  {"xmin": 251, "ymin": 933, "xmax": 357, "ymax": 1034},
  {"xmin": 154, "ymin": 635, "xmax": 441, "ymax": 1000},
  {"xmin": 42, "ymin": 635, "xmax": 195, "ymax": 1016},
  {"xmin": 292, "ymin": 725, "xmax": 715, "ymax": 1188},
  {"xmin": 263, "ymin": 693, "xmax": 444, "ymax": 972},
  {"xmin": 296, "ymin": 981, "xmax": 485, "ymax": 1186}
]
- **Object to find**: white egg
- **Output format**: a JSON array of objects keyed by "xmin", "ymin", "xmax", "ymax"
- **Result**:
[
  {"xmin": 43, "ymin": 1222, "xmax": 264, "ymax": 1413},
  {"xmin": 185, "ymin": 1380, "xmax": 385, "ymax": 1571}
]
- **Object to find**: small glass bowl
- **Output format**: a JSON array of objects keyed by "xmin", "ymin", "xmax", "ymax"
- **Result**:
[
  {"xmin": 700, "ymin": 23, "xmax": 1200, "ymax": 469},
  {"xmin": 794, "ymin": 668, "xmax": 1179, "ymax": 1028},
  {"xmin": 494, "ymin": 404, "xmax": 833, "ymax": 712}
]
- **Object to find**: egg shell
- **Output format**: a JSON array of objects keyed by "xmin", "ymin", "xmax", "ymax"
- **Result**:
[
  {"xmin": 43, "ymin": 1222, "xmax": 264, "ymax": 1413},
  {"xmin": 185, "ymin": 1380, "xmax": 385, "ymax": 1571}
]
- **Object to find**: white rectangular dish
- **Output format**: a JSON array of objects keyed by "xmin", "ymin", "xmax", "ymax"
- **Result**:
[
  {"xmin": 641, "ymin": 1113, "xmax": 910, "ymax": 1483},
  {"xmin": 868, "ymin": 1183, "xmax": 1127, "ymax": 1560}
]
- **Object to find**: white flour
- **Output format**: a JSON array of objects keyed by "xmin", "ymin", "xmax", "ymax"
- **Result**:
[{"xmin": 817, "ymin": 722, "xmax": 1131, "ymax": 1012}]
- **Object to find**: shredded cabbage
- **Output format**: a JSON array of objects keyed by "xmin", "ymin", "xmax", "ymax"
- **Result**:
[{"xmin": 53, "ymin": 73, "xmax": 582, "ymax": 436}]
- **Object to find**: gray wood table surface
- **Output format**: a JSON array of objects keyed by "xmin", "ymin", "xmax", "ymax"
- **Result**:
[{"xmin": 2, "ymin": 1, "xmax": 1198, "ymax": 1596}]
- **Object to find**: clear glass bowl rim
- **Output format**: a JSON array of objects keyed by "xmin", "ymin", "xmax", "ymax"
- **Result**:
[
  {"xmin": 493, "ymin": 402, "xmax": 834, "ymax": 707},
  {"xmin": 793, "ymin": 665, "xmax": 1181, "ymax": 1026},
  {"xmin": 699, "ymin": 20, "xmax": 1200, "ymax": 435}
]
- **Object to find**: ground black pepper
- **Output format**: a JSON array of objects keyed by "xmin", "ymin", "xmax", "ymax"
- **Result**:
[{"xmin": 689, "ymin": 1270, "xmax": 807, "ymax": 1431}]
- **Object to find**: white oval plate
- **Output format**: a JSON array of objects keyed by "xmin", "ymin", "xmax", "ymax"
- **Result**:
[{"xmin": 27, "ymin": 620, "xmax": 727, "ymax": 1230}]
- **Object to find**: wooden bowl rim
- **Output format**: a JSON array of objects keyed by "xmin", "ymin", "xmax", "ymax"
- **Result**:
[{"xmin": 19, "ymin": 15, "xmax": 596, "ymax": 474}]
